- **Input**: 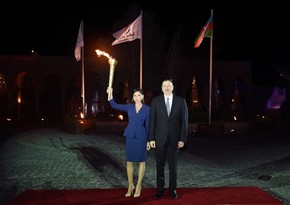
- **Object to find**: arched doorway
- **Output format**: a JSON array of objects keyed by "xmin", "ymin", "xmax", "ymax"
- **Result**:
[
  {"xmin": 0, "ymin": 73, "xmax": 8, "ymax": 119},
  {"xmin": 14, "ymin": 72, "xmax": 36, "ymax": 118}
]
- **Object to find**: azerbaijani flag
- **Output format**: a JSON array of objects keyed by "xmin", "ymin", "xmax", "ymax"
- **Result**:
[{"xmin": 194, "ymin": 15, "xmax": 213, "ymax": 48}]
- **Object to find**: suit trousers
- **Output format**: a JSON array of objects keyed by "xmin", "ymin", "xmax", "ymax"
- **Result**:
[{"xmin": 155, "ymin": 140, "xmax": 179, "ymax": 191}]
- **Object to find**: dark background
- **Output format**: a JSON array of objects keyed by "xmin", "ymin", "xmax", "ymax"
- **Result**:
[{"xmin": 0, "ymin": 1, "xmax": 289, "ymax": 85}]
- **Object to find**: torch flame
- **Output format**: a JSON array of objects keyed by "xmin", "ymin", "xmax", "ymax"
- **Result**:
[
  {"xmin": 95, "ymin": 49, "xmax": 113, "ymax": 60},
  {"xmin": 95, "ymin": 49, "xmax": 118, "ymax": 101}
]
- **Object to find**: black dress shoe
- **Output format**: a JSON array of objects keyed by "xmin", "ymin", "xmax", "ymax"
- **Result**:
[
  {"xmin": 169, "ymin": 190, "xmax": 178, "ymax": 199},
  {"xmin": 154, "ymin": 190, "xmax": 164, "ymax": 199}
]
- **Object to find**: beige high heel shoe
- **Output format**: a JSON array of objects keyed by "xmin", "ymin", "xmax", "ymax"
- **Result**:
[
  {"xmin": 133, "ymin": 185, "xmax": 142, "ymax": 197},
  {"xmin": 125, "ymin": 185, "xmax": 135, "ymax": 197}
]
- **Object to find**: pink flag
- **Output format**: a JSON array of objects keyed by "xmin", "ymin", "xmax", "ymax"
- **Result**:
[
  {"xmin": 112, "ymin": 14, "xmax": 142, "ymax": 46},
  {"xmin": 74, "ymin": 21, "xmax": 84, "ymax": 61}
]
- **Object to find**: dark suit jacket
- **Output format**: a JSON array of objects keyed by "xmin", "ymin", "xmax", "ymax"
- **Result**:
[{"xmin": 149, "ymin": 95, "xmax": 188, "ymax": 148}]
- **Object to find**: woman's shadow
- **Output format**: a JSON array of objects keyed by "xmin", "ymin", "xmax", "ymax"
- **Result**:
[{"xmin": 53, "ymin": 137, "xmax": 127, "ymax": 187}]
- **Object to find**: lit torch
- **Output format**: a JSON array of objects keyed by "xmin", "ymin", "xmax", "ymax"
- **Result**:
[{"xmin": 95, "ymin": 49, "xmax": 118, "ymax": 100}]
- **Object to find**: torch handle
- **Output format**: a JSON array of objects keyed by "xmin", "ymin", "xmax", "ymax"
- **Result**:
[{"xmin": 107, "ymin": 58, "xmax": 118, "ymax": 100}]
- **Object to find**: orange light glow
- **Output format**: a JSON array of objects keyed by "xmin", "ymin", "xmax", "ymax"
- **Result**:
[
  {"xmin": 118, "ymin": 114, "xmax": 124, "ymax": 121},
  {"xmin": 17, "ymin": 96, "xmax": 21, "ymax": 104}
]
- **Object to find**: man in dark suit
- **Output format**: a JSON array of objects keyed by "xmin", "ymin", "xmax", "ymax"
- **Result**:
[{"xmin": 149, "ymin": 79, "xmax": 188, "ymax": 199}]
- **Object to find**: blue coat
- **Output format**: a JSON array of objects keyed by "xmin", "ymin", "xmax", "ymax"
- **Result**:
[{"xmin": 109, "ymin": 99, "xmax": 150, "ymax": 140}]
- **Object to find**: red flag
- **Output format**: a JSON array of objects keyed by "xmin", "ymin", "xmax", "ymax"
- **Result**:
[
  {"xmin": 74, "ymin": 21, "xmax": 84, "ymax": 61},
  {"xmin": 194, "ymin": 15, "xmax": 213, "ymax": 48},
  {"xmin": 112, "ymin": 14, "xmax": 142, "ymax": 46}
]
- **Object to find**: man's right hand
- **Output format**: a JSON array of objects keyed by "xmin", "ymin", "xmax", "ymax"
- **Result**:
[{"xmin": 149, "ymin": 141, "xmax": 155, "ymax": 148}]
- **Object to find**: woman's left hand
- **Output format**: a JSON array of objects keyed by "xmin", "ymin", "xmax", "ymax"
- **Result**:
[{"xmin": 146, "ymin": 142, "xmax": 151, "ymax": 151}]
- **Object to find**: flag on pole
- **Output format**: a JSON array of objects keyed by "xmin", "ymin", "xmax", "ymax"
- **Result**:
[
  {"xmin": 74, "ymin": 21, "xmax": 84, "ymax": 61},
  {"xmin": 112, "ymin": 14, "xmax": 142, "ymax": 46},
  {"xmin": 194, "ymin": 15, "xmax": 213, "ymax": 48}
]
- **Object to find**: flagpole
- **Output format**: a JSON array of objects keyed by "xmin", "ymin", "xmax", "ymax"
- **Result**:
[
  {"xmin": 208, "ymin": 9, "xmax": 213, "ymax": 125},
  {"xmin": 81, "ymin": 21, "xmax": 85, "ymax": 118},
  {"xmin": 74, "ymin": 20, "xmax": 85, "ymax": 117},
  {"xmin": 139, "ymin": 10, "xmax": 143, "ymax": 89}
]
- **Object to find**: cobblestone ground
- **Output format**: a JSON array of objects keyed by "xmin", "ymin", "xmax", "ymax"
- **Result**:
[{"xmin": 0, "ymin": 127, "xmax": 290, "ymax": 205}]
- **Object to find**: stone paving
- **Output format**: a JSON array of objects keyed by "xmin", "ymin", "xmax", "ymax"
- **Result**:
[{"xmin": 0, "ymin": 122, "xmax": 290, "ymax": 205}]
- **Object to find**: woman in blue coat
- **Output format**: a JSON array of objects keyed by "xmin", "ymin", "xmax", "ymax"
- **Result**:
[{"xmin": 107, "ymin": 87, "xmax": 150, "ymax": 198}]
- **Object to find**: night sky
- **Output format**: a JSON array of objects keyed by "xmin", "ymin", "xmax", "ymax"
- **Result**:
[{"xmin": 0, "ymin": 1, "xmax": 289, "ymax": 84}]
